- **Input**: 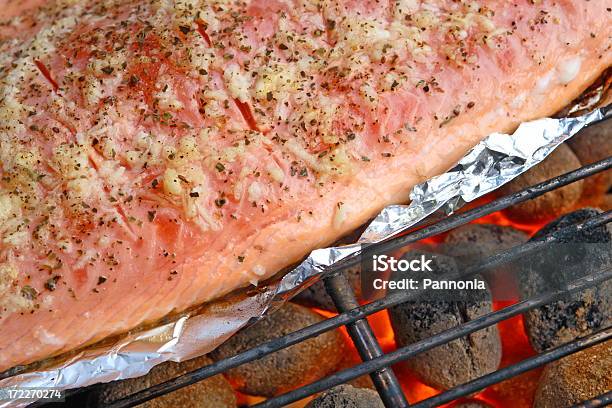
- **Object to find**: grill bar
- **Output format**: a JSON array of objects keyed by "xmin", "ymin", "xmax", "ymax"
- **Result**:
[
  {"xmin": 13, "ymin": 101, "xmax": 610, "ymax": 408},
  {"xmin": 411, "ymin": 327, "xmax": 612, "ymax": 408},
  {"xmin": 252, "ymin": 268, "xmax": 612, "ymax": 407},
  {"xmin": 101, "ymin": 208, "xmax": 611, "ymax": 408},
  {"xmin": 324, "ymin": 274, "xmax": 409, "ymax": 408},
  {"xmin": 101, "ymin": 161, "xmax": 612, "ymax": 407},
  {"xmin": 322, "ymin": 156, "xmax": 612, "ymax": 278}
]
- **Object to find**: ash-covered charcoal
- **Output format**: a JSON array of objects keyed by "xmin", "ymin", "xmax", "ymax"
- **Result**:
[
  {"xmin": 209, "ymin": 302, "xmax": 345, "ymax": 397},
  {"xmin": 387, "ymin": 250, "xmax": 501, "ymax": 390},
  {"xmin": 442, "ymin": 224, "xmax": 528, "ymax": 260},
  {"xmin": 566, "ymin": 120, "xmax": 612, "ymax": 207},
  {"xmin": 90, "ymin": 356, "xmax": 236, "ymax": 408},
  {"xmin": 304, "ymin": 384, "xmax": 384, "ymax": 408},
  {"xmin": 294, "ymin": 266, "xmax": 362, "ymax": 312},
  {"xmin": 519, "ymin": 208, "xmax": 612, "ymax": 352},
  {"xmin": 534, "ymin": 339, "xmax": 611, "ymax": 408},
  {"xmin": 499, "ymin": 143, "xmax": 584, "ymax": 224},
  {"xmin": 442, "ymin": 224, "xmax": 528, "ymax": 298}
]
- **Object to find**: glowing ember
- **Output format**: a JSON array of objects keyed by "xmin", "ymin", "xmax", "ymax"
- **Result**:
[
  {"xmin": 472, "ymin": 212, "xmax": 545, "ymax": 236},
  {"xmin": 479, "ymin": 301, "xmax": 542, "ymax": 407},
  {"xmin": 322, "ymin": 304, "xmax": 540, "ymax": 407},
  {"xmin": 318, "ymin": 209, "xmax": 544, "ymax": 408},
  {"xmin": 238, "ymin": 209, "xmax": 548, "ymax": 407},
  {"xmin": 463, "ymin": 196, "xmax": 547, "ymax": 236}
]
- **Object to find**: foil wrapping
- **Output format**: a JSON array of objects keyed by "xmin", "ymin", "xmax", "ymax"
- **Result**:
[{"xmin": 1, "ymin": 99, "xmax": 609, "ymax": 406}]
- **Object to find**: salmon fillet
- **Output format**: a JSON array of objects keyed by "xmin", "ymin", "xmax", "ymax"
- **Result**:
[{"xmin": 0, "ymin": 0, "xmax": 609, "ymax": 372}]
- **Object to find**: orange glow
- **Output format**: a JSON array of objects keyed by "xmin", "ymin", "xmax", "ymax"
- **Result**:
[
  {"xmin": 367, "ymin": 310, "xmax": 396, "ymax": 351},
  {"xmin": 462, "ymin": 195, "xmax": 547, "ymax": 236},
  {"xmin": 257, "ymin": 208, "xmax": 546, "ymax": 407},
  {"xmin": 331, "ymin": 297, "xmax": 540, "ymax": 407},
  {"xmin": 312, "ymin": 307, "xmax": 349, "ymax": 341},
  {"xmin": 396, "ymin": 367, "xmax": 443, "ymax": 404},
  {"xmin": 472, "ymin": 211, "xmax": 545, "ymax": 236}
]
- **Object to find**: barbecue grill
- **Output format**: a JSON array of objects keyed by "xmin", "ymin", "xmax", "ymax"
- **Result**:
[{"xmin": 35, "ymin": 141, "xmax": 612, "ymax": 408}]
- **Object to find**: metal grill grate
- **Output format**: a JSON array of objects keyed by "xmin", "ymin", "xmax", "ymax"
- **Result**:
[{"xmin": 36, "ymin": 152, "xmax": 612, "ymax": 408}]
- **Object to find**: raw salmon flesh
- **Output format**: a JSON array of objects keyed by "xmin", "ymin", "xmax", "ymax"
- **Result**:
[{"xmin": 0, "ymin": 0, "xmax": 610, "ymax": 371}]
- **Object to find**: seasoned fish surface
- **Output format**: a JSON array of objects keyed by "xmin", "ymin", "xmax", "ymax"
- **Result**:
[{"xmin": 0, "ymin": 0, "xmax": 609, "ymax": 371}]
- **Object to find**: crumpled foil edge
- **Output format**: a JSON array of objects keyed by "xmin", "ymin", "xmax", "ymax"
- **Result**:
[{"xmin": 1, "ymin": 103, "xmax": 609, "ymax": 407}]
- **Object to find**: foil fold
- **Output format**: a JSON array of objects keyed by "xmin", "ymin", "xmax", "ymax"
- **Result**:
[
  {"xmin": 1, "ymin": 103, "xmax": 609, "ymax": 406},
  {"xmin": 361, "ymin": 106, "xmax": 610, "ymax": 243}
]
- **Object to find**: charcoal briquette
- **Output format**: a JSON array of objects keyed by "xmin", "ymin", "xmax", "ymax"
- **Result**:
[
  {"xmin": 91, "ymin": 356, "xmax": 236, "ymax": 408},
  {"xmin": 388, "ymin": 250, "xmax": 501, "ymax": 390},
  {"xmin": 442, "ymin": 224, "xmax": 528, "ymax": 261},
  {"xmin": 499, "ymin": 143, "xmax": 584, "ymax": 223},
  {"xmin": 519, "ymin": 208, "xmax": 612, "ymax": 352},
  {"xmin": 305, "ymin": 385, "xmax": 384, "ymax": 408},
  {"xmin": 567, "ymin": 120, "xmax": 612, "ymax": 206},
  {"xmin": 442, "ymin": 224, "xmax": 528, "ymax": 299},
  {"xmin": 534, "ymin": 339, "xmax": 611, "ymax": 408},
  {"xmin": 209, "ymin": 302, "xmax": 345, "ymax": 397}
]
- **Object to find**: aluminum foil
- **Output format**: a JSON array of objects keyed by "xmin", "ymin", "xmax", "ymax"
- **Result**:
[
  {"xmin": 361, "ymin": 106, "xmax": 611, "ymax": 243},
  {"xmin": 1, "ymin": 97, "xmax": 610, "ymax": 406}
]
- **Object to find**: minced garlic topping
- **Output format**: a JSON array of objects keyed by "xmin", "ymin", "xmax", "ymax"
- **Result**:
[
  {"xmin": 0, "ymin": 263, "xmax": 33, "ymax": 314},
  {"xmin": 0, "ymin": 0, "xmax": 580, "ymax": 312}
]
